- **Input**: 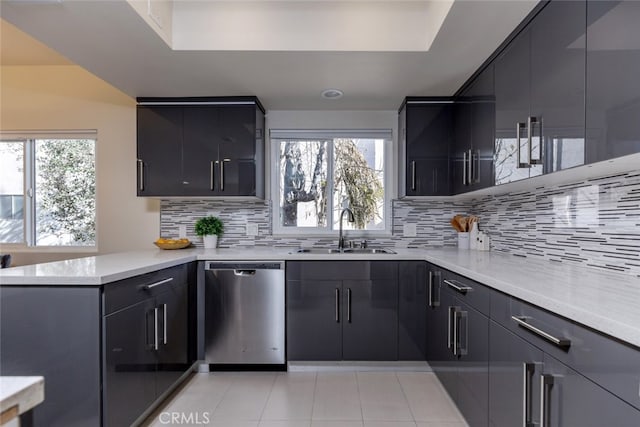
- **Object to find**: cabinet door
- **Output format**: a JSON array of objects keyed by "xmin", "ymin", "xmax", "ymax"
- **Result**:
[
  {"xmin": 434, "ymin": 290, "xmax": 459, "ymax": 402},
  {"xmin": 155, "ymin": 282, "xmax": 190, "ymax": 396},
  {"xmin": 408, "ymin": 158, "xmax": 450, "ymax": 196},
  {"xmin": 425, "ymin": 267, "xmax": 444, "ymax": 364},
  {"xmin": 531, "ymin": 0, "xmax": 586, "ymax": 173},
  {"xmin": 104, "ymin": 299, "xmax": 157, "ymax": 427},
  {"xmin": 456, "ymin": 301, "xmax": 489, "ymax": 427},
  {"xmin": 286, "ymin": 280, "xmax": 342, "ymax": 360},
  {"xmin": 342, "ymin": 278, "xmax": 399, "ymax": 361},
  {"xmin": 136, "ymin": 106, "xmax": 183, "ymax": 196},
  {"xmin": 543, "ymin": 355, "xmax": 640, "ymax": 427},
  {"xmin": 217, "ymin": 158, "xmax": 257, "ymax": 196},
  {"xmin": 218, "ymin": 105, "xmax": 257, "ymax": 159},
  {"xmin": 398, "ymin": 261, "xmax": 427, "ymax": 360},
  {"xmin": 494, "ymin": 30, "xmax": 534, "ymax": 185},
  {"xmin": 489, "ymin": 321, "xmax": 544, "ymax": 427},
  {"xmin": 586, "ymin": 1, "xmax": 640, "ymax": 163},
  {"xmin": 405, "ymin": 103, "xmax": 452, "ymax": 196},
  {"xmin": 182, "ymin": 107, "xmax": 221, "ymax": 195},
  {"xmin": 452, "ymin": 99, "xmax": 471, "ymax": 194},
  {"xmin": 470, "ymin": 65, "xmax": 496, "ymax": 190}
]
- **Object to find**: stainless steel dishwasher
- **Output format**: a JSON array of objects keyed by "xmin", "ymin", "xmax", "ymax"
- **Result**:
[{"xmin": 204, "ymin": 261, "xmax": 285, "ymax": 366}]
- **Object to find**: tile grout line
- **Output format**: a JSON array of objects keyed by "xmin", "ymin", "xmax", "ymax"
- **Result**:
[
  {"xmin": 256, "ymin": 372, "xmax": 279, "ymax": 424},
  {"xmin": 395, "ymin": 371, "xmax": 419, "ymax": 424}
]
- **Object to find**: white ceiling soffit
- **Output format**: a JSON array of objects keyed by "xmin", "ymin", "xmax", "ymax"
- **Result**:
[
  {"xmin": 0, "ymin": 0, "xmax": 538, "ymax": 110},
  {"xmin": 170, "ymin": 1, "xmax": 454, "ymax": 52}
]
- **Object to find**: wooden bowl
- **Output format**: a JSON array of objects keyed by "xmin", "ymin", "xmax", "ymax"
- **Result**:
[{"xmin": 154, "ymin": 239, "xmax": 191, "ymax": 250}]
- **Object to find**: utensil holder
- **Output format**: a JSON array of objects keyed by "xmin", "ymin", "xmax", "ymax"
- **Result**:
[{"xmin": 457, "ymin": 232, "xmax": 470, "ymax": 249}]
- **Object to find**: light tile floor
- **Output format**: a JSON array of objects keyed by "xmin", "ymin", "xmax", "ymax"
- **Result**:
[{"xmin": 143, "ymin": 371, "xmax": 467, "ymax": 427}]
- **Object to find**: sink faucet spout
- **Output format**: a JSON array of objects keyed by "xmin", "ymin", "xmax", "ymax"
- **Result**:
[{"xmin": 338, "ymin": 208, "xmax": 355, "ymax": 251}]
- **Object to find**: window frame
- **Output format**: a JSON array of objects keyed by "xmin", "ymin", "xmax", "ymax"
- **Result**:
[
  {"xmin": 270, "ymin": 129, "xmax": 393, "ymax": 237},
  {"xmin": 0, "ymin": 130, "xmax": 98, "ymax": 252}
]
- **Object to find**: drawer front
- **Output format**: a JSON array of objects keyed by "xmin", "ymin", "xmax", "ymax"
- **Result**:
[
  {"xmin": 286, "ymin": 261, "xmax": 399, "ymax": 281},
  {"xmin": 497, "ymin": 295, "xmax": 640, "ymax": 411},
  {"xmin": 440, "ymin": 269, "xmax": 491, "ymax": 316},
  {"xmin": 104, "ymin": 264, "xmax": 188, "ymax": 315}
]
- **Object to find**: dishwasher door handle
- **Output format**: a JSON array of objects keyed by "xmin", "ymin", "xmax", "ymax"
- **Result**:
[{"xmin": 233, "ymin": 270, "xmax": 256, "ymax": 276}]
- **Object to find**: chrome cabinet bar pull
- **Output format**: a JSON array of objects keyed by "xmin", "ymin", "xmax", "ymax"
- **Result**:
[
  {"xmin": 137, "ymin": 159, "xmax": 144, "ymax": 191},
  {"xmin": 522, "ymin": 362, "xmax": 535, "ymax": 427},
  {"xmin": 214, "ymin": 160, "xmax": 215, "ymax": 191},
  {"xmin": 162, "ymin": 303, "xmax": 167, "ymax": 344},
  {"xmin": 153, "ymin": 307, "xmax": 159, "ymax": 351},
  {"xmin": 444, "ymin": 279, "xmax": 473, "ymax": 294},
  {"xmin": 347, "ymin": 288, "xmax": 352, "ymax": 323},
  {"xmin": 529, "ymin": 117, "xmax": 542, "ymax": 165},
  {"xmin": 411, "ymin": 161, "xmax": 416, "ymax": 191},
  {"xmin": 512, "ymin": 316, "xmax": 571, "ymax": 348},
  {"xmin": 516, "ymin": 122, "xmax": 528, "ymax": 168},
  {"xmin": 220, "ymin": 159, "xmax": 230, "ymax": 191},
  {"xmin": 452, "ymin": 308, "xmax": 459, "ymax": 356},
  {"xmin": 467, "ymin": 149, "xmax": 473, "ymax": 186},
  {"xmin": 540, "ymin": 374, "xmax": 554, "ymax": 427},
  {"xmin": 144, "ymin": 277, "xmax": 174, "ymax": 290},
  {"xmin": 462, "ymin": 151, "xmax": 468, "ymax": 185},
  {"xmin": 335, "ymin": 288, "xmax": 340, "ymax": 323}
]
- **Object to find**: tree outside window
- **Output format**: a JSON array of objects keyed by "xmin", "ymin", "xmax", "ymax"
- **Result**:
[{"xmin": 276, "ymin": 135, "xmax": 387, "ymax": 233}]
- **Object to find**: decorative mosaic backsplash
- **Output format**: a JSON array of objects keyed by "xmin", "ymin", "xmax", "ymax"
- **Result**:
[
  {"xmin": 471, "ymin": 171, "xmax": 640, "ymax": 277},
  {"xmin": 160, "ymin": 199, "xmax": 470, "ymax": 250},
  {"xmin": 160, "ymin": 170, "xmax": 640, "ymax": 277}
]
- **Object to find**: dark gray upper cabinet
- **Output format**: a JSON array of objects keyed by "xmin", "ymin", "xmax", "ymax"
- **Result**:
[
  {"xmin": 136, "ymin": 97, "xmax": 265, "ymax": 198},
  {"xmin": 586, "ymin": 1, "xmax": 640, "ymax": 163},
  {"xmin": 494, "ymin": 1, "xmax": 586, "ymax": 185},
  {"xmin": 286, "ymin": 261, "xmax": 399, "ymax": 361},
  {"xmin": 453, "ymin": 65, "xmax": 495, "ymax": 194},
  {"xmin": 399, "ymin": 99, "xmax": 452, "ymax": 196}
]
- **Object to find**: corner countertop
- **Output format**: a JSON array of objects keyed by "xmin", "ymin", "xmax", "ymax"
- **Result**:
[
  {"xmin": 1, "ymin": 246, "xmax": 639, "ymax": 349},
  {"xmin": 0, "ymin": 376, "xmax": 45, "ymax": 420}
]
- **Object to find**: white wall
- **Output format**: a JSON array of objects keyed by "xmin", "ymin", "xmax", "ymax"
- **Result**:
[{"xmin": 0, "ymin": 65, "xmax": 160, "ymax": 265}]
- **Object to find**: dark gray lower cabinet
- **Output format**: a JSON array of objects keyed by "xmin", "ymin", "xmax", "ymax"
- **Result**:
[
  {"xmin": 398, "ymin": 261, "xmax": 427, "ymax": 360},
  {"xmin": 104, "ymin": 266, "xmax": 191, "ymax": 427},
  {"xmin": 542, "ymin": 354, "xmax": 640, "ymax": 426},
  {"xmin": 488, "ymin": 321, "xmax": 544, "ymax": 427},
  {"xmin": 286, "ymin": 279, "xmax": 342, "ymax": 360},
  {"xmin": 286, "ymin": 261, "xmax": 399, "ymax": 361},
  {"xmin": 0, "ymin": 263, "xmax": 194, "ymax": 427},
  {"xmin": 104, "ymin": 299, "xmax": 157, "ymax": 427},
  {"xmin": 0, "ymin": 287, "xmax": 102, "ymax": 427}
]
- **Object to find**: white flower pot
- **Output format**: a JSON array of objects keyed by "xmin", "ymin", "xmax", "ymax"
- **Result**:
[{"xmin": 203, "ymin": 235, "xmax": 218, "ymax": 249}]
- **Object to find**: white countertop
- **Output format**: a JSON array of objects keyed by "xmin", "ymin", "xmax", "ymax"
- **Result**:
[
  {"xmin": 1, "ymin": 246, "xmax": 639, "ymax": 349},
  {"xmin": 0, "ymin": 376, "xmax": 44, "ymax": 419}
]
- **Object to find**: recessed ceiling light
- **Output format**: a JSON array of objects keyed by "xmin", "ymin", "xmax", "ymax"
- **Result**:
[{"xmin": 321, "ymin": 89, "xmax": 343, "ymax": 100}]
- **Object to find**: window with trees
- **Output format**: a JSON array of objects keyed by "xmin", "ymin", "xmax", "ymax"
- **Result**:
[
  {"xmin": 0, "ymin": 132, "xmax": 96, "ymax": 248},
  {"xmin": 272, "ymin": 130, "xmax": 391, "ymax": 234}
]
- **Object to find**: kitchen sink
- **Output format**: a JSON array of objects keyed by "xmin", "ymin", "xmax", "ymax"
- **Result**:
[{"xmin": 290, "ymin": 248, "xmax": 396, "ymax": 254}]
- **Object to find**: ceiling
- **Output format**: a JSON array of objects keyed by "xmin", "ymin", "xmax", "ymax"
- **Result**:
[{"xmin": 0, "ymin": 0, "xmax": 537, "ymax": 110}]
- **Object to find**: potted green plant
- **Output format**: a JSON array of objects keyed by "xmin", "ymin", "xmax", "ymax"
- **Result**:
[{"xmin": 194, "ymin": 215, "xmax": 223, "ymax": 249}]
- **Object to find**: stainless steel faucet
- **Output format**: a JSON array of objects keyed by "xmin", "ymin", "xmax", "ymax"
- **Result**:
[{"xmin": 338, "ymin": 208, "xmax": 355, "ymax": 251}]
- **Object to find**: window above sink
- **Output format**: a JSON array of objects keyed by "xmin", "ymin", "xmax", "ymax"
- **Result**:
[{"xmin": 271, "ymin": 129, "xmax": 393, "ymax": 237}]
